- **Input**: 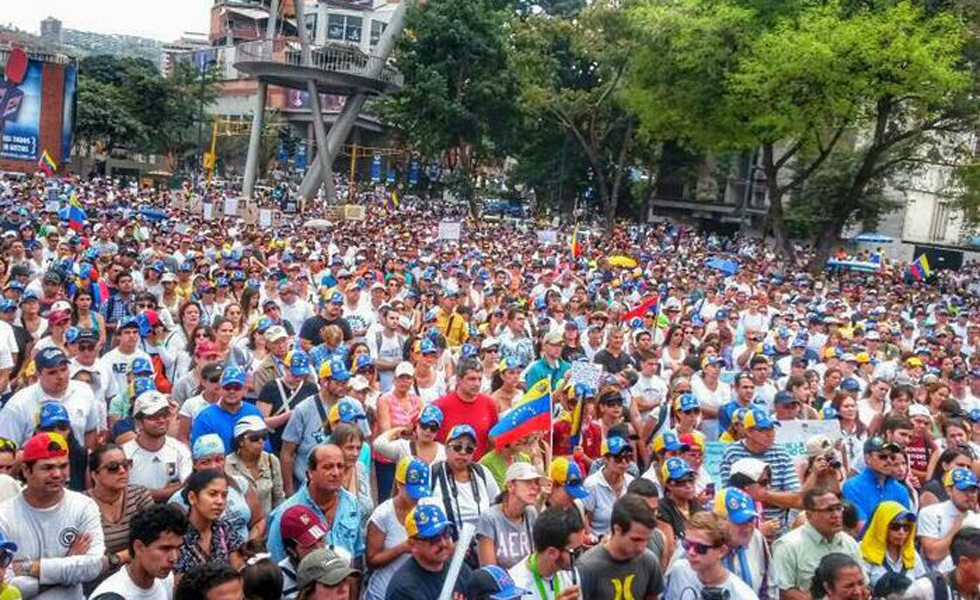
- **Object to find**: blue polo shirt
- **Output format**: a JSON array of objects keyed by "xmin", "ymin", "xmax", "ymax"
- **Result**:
[
  {"xmin": 842, "ymin": 466, "xmax": 913, "ymax": 530},
  {"xmin": 266, "ymin": 484, "xmax": 364, "ymax": 563},
  {"xmin": 189, "ymin": 401, "xmax": 265, "ymax": 451}
]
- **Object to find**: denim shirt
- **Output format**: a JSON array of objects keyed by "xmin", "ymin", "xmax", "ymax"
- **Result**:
[{"xmin": 266, "ymin": 484, "xmax": 364, "ymax": 563}]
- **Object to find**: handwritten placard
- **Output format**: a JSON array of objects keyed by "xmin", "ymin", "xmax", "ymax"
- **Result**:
[
  {"xmin": 224, "ymin": 197, "xmax": 239, "ymax": 217},
  {"xmin": 203, "ymin": 203, "xmax": 214, "ymax": 221},
  {"xmin": 704, "ymin": 420, "xmax": 842, "ymax": 484},
  {"xmin": 568, "ymin": 361, "xmax": 603, "ymax": 392},
  {"xmin": 438, "ymin": 221, "xmax": 461, "ymax": 240}
]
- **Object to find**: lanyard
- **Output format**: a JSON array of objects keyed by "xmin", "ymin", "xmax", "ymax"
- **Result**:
[
  {"xmin": 530, "ymin": 554, "xmax": 560, "ymax": 600},
  {"xmin": 724, "ymin": 547, "xmax": 753, "ymax": 589}
]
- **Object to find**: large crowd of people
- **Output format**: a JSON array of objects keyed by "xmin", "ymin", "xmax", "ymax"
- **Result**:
[{"xmin": 0, "ymin": 172, "xmax": 978, "ymax": 599}]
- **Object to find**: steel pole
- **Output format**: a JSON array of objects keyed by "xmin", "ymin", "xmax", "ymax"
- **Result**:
[{"xmin": 241, "ymin": 0, "xmax": 281, "ymax": 199}]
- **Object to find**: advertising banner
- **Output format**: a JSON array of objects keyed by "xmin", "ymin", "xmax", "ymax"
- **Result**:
[
  {"xmin": 0, "ymin": 59, "xmax": 42, "ymax": 161},
  {"xmin": 371, "ymin": 153, "xmax": 382, "ymax": 183},
  {"xmin": 61, "ymin": 62, "xmax": 78, "ymax": 162}
]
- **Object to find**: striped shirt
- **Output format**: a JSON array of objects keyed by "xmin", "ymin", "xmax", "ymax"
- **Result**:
[
  {"xmin": 87, "ymin": 485, "xmax": 155, "ymax": 555},
  {"xmin": 719, "ymin": 441, "xmax": 800, "ymax": 528}
]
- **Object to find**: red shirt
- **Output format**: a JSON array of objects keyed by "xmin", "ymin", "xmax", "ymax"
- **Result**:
[{"xmin": 434, "ymin": 391, "xmax": 499, "ymax": 460}]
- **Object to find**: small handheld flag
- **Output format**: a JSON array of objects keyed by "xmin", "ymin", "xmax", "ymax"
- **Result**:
[
  {"xmin": 570, "ymin": 223, "xmax": 582, "ymax": 258},
  {"xmin": 37, "ymin": 150, "xmax": 57, "ymax": 176},
  {"xmin": 622, "ymin": 295, "xmax": 659, "ymax": 323},
  {"xmin": 59, "ymin": 194, "xmax": 87, "ymax": 231},
  {"xmin": 908, "ymin": 254, "xmax": 932, "ymax": 282},
  {"xmin": 489, "ymin": 379, "xmax": 552, "ymax": 449}
]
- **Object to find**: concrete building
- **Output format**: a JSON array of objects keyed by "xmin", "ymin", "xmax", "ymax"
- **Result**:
[
  {"xmin": 39, "ymin": 17, "xmax": 62, "ymax": 46},
  {"xmin": 161, "ymin": 34, "xmax": 211, "ymax": 76}
]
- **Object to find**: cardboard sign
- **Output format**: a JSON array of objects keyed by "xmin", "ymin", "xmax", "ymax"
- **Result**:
[
  {"xmin": 259, "ymin": 209, "xmax": 272, "ymax": 228},
  {"xmin": 45, "ymin": 201, "xmax": 59, "ymax": 213},
  {"xmin": 203, "ymin": 203, "xmax": 214, "ymax": 221},
  {"xmin": 703, "ymin": 419, "xmax": 843, "ymax": 485},
  {"xmin": 224, "ymin": 197, "xmax": 239, "ymax": 217},
  {"xmin": 438, "ymin": 221, "xmax": 461, "ymax": 240},
  {"xmin": 568, "ymin": 361, "xmax": 603, "ymax": 392},
  {"xmin": 537, "ymin": 230, "xmax": 558, "ymax": 245}
]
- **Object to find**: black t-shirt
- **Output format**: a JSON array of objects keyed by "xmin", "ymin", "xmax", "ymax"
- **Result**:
[
  {"xmin": 385, "ymin": 556, "xmax": 472, "ymax": 600},
  {"xmin": 256, "ymin": 379, "xmax": 318, "ymax": 452},
  {"xmin": 299, "ymin": 315, "xmax": 352, "ymax": 345},
  {"xmin": 593, "ymin": 350, "xmax": 635, "ymax": 375}
]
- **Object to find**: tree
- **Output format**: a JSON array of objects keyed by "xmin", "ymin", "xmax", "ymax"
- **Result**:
[
  {"xmin": 624, "ymin": 0, "xmax": 976, "ymax": 267},
  {"xmin": 382, "ymin": 0, "xmax": 519, "ymax": 215},
  {"xmin": 512, "ymin": 0, "xmax": 639, "ymax": 231},
  {"xmin": 75, "ymin": 78, "xmax": 145, "ymax": 151}
]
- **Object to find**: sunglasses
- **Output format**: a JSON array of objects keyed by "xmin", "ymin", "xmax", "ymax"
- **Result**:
[
  {"xmin": 419, "ymin": 422, "xmax": 440, "ymax": 433},
  {"xmin": 0, "ymin": 550, "xmax": 11, "ymax": 569},
  {"xmin": 136, "ymin": 303, "xmax": 155, "ymax": 309},
  {"xmin": 682, "ymin": 539, "xmax": 718, "ymax": 555},
  {"xmin": 223, "ymin": 384, "xmax": 244, "ymax": 391},
  {"xmin": 681, "ymin": 408, "xmax": 701, "ymax": 415},
  {"xmin": 246, "ymin": 433, "xmax": 267, "ymax": 443},
  {"xmin": 610, "ymin": 454, "xmax": 632, "ymax": 464},
  {"xmin": 449, "ymin": 443, "xmax": 476, "ymax": 455},
  {"xmin": 889, "ymin": 521, "xmax": 914, "ymax": 532},
  {"xmin": 78, "ymin": 344, "xmax": 96, "ymax": 352},
  {"xmin": 205, "ymin": 376, "xmax": 221, "ymax": 384},
  {"xmin": 101, "ymin": 459, "xmax": 132, "ymax": 473}
]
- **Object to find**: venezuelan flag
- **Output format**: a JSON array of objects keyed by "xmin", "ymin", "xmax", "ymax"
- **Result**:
[
  {"xmin": 386, "ymin": 190, "xmax": 400, "ymax": 213},
  {"xmin": 568, "ymin": 391, "xmax": 586, "ymax": 448},
  {"xmin": 61, "ymin": 195, "xmax": 86, "ymax": 231},
  {"xmin": 570, "ymin": 223, "xmax": 582, "ymax": 258},
  {"xmin": 908, "ymin": 254, "xmax": 931, "ymax": 282},
  {"xmin": 489, "ymin": 379, "xmax": 552, "ymax": 448},
  {"xmin": 37, "ymin": 150, "xmax": 57, "ymax": 175}
]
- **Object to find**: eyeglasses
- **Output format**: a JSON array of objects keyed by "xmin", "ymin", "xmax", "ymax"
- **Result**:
[
  {"xmin": 223, "ymin": 384, "xmax": 244, "ymax": 391},
  {"xmin": 78, "ymin": 344, "xmax": 96, "ymax": 352},
  {"xmin": 810, "ymin": 504, "xmax": 845, "ymax": 513},
  {"xmin": 682, "ymin": 539, "xmax": 718, "ymax": 555},
  {"xmin": 889, "ymin": 522, "xmax": 914, "ymax": 532},
  {"xmin": 419, "ymin": 422, "xmax": 440, "ymax": 433},
  {"xmin": 246, "ymin": 433, "xmax": 267, "ymax": 443},
  {"xmin": 136, "ymin": 303, "xmax": 155, "ymax": 309},
  {"xmin": 449, "ymin": 443, "xmax": 475, "ymax": 455},
  {"xmin": 205, "ymin": 376, "xmax": 221, "ymax": 384},
  {"xmin": 101, "ymin": 459, "xmax": 132, "ymax": 473}
]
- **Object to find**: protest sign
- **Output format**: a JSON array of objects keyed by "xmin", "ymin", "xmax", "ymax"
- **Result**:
[
  {"xmin": 224, "ymin": 197, "xmax": 239, "ymax": 217},
  {"xmin": 438, "ymin": 221, "xmax": 461, "ymax": 240},
  {"xmin": 537, "ymin": 230, "xmax": 558, "ymax": 245},
  {"xmin": 203, "ymin": 203, "xmax": 214, "ymax": 221},
  {"xmin": 567, "ymin": 361, "xmax": 603, "ymax": 392},
  {"xmin": 259, "ymin": 209, "xmax": 272, "ymax": 228}
]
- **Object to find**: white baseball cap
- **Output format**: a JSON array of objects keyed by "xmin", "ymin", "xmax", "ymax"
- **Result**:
[
  {"xmin": 134, "ymin": 391, "xmax": 171, "ymax": 417},
  {"xmin": 234, "ymin": 415, "xmax": 267, "ymax": 438},
  {"xmin": 505, "ymin": 462, "xmax": 542, "ymax": 484},
  {"xmin": 395, "ymin": 362, "xmax": 415, "ymax": 378}
]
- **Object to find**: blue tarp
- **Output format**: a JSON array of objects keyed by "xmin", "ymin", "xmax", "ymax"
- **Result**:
[{"xmin": 706, "ymin": 258, "xmax": 740, "ymax": 276}]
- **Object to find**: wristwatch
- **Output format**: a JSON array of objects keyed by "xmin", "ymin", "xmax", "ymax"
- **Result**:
[
  {"xmin": 18, "ymin": 561, "xmax": 31, "ymax": 577},
  {"xmin": 107, "ymin": 553, "xmax": 121, "ymax": 569}
]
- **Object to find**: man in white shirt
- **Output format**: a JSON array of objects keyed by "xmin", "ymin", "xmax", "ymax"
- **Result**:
[
  {"xmin": 123, "ymin": 391, "xmax": 192, "ymax": 503},
  {"xmin": 508, "ymin": 506, "xmax": 584, "ymax": 600},
  {"xmin": 368, "ymin": 306, "xmax": 405, "ymax": 393},
  {"xmin": 90, "ymin": 504, "xmax": 187, "ymax": 600},
  {"xmin": 101, "ymin": 316, "xmax": 153, "ymax": 400},
  {"xmin": 918, "ymin": 467, "xmax": 978, "ymax": 570},
  {"xmin": 0, "ymin": 432, "xmax": 105, "ymax": 599},
  {"xmin": 664, "ymin": 511, "xmax": 759, "ymax": 599},
  {"xmin": 0, "ymin": 347, "xmax": 99, "ymax": 449}
]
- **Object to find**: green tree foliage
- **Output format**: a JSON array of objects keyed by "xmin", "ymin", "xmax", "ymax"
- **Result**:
[
  {"xmin": 74, "ymin": 54, "xmax": 220, "ymax": 158},
  {"xmin": 625, "ymin": 0, "xmax": 976, "ymax": 265},
  {"xmin": 382, "ymin": 0, "xmax": 519, "ymax": 213}
]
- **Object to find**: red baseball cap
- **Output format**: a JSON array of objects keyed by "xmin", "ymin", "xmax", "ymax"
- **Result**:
[
  {"xmin": 22, "ymin": 432, "xmax": 68, "ymax": 462},
  {"xmin": 280, "ymin": 505, "xmax": 327, "ymax": 548},
  {"xmin": 195, "ymin": 340, "xmax": 217, "ymax": 357}
]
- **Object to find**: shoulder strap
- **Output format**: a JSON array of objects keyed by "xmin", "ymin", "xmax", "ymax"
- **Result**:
[
  {"xmin": 930, "ymin": 571, "xmax": 950, "ymax": 600},
  {"xmin": 472, "ymin": 463, "xmax": 489, "ymax": 488},
  {"xmin": 314, "ymin": 397, "xmax": 328, "ymax": 428},
  {"xmin": 409, "ymin": 440, "xmax": 417, "ymax": 457},
  {"xmin": 433, "ymin": 462, "xmax": 458, "ymax": 529}
]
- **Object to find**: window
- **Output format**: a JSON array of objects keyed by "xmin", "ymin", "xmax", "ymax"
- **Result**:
[
  {"xmin": 305, "ymin": 13, "xmax": 317, "ymax": 42},
  {"xmin": 931, "ymin": 201, "xmax": 952, "ymax": 241},
  {"xmin": 327, "ymin": 13, "xmax": 362, "ymax": 44},
  {"xmin": 371, "ymin": 20, "xmax": 387, "ymax": 46}
]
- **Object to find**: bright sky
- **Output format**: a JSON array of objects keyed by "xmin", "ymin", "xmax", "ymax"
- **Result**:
[{"xmin": 3, "ymin": 0, "xmax": 213, "ymax": 42}]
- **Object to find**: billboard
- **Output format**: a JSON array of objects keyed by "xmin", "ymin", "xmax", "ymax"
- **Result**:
[{"xmin": 0, "ymin": 59, "xmax": 42, "ymax": 161}]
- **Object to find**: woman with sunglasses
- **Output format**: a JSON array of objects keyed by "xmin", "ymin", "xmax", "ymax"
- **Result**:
[
  {"xmin": 858, "ymin": 501, "xmax": 926, "ymax": 586},
  {"xmin": 374, "ymin": 404, "xmax": 447, "ymax": 465},
  {"xmin": 85, "ymin": 443, "xmax": 155, "ymax": 592},
  {"xmin": 491, "ymin": 357, "xmax": 522, "ymax": 413},
  {"xmin": 70, "ymin": 288, "xmax": 106, "ymax": 352},
  {"xmin": 225, "ymin": 415, "xmax": 284, "ymax": 517},
  {"xmin": 672, "ymin": 393, "xmax": 702, "ymax": 436},
  {"xmin": 430, "ymin": 425, "xmax": 501, "ymax": 548}
]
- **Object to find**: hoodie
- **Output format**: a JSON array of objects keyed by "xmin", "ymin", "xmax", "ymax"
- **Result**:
[{"xmin": 860, "ymin": 501, "xmax": 918, "ymax": 582}]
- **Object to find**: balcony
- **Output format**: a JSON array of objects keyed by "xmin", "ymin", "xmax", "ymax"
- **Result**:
[{"xmin": 233, "ymin": 38, "xmax": 402, "ymax": 96}]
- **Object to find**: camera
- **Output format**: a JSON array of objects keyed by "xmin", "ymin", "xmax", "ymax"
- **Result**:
[
  {"xmin": 824, "ymin": 451, "xmax": 842, "ymax": 470},
  {"xmin": 701, "ymin": 587, "xmax": 731, "ymax": 600}
]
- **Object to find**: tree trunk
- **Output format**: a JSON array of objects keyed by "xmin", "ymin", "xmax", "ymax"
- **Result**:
[
  {"xmin": 605, "ymin": 120, "xmax": 634, "ymax": 235},
  {"xmin": 761, "ymin": 144, "xmax": 794, "ymax": 261}
]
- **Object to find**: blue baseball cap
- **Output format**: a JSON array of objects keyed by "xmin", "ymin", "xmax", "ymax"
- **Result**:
[
  {"xmin": 418, "ymin": 404, "xmax": 444, "ymax": 427},
  {"xmin": 661, "ymin": 457, "xmax": 695, "ymax": 482},
  {"xmin": 355, "ymin": 354, "xmax": 374, "ymax": 371},
  {"xmin": 131, "ymin": 357, "xmax": 153, "ymax": 376},
  {"xmin": 327, "ymin": 398, "xmax": 367, "ymax": 425},
  {"xmin": 284, "ymin": 351, "xmax": 312, "ymax": 377},
  {"xmin": 448, "ymin": 424, "xmax": 477, "ymax": 443},
  {"xmin": 133, "ymin": 376, "xmax": 156, "ymax": 398},
  {"xmin": 35, "ymin": 347, "xmax": 69, "ymax": 370},
  {"xmin": 419, "ymin": 339, "xmax": 438, "ymax": 355},
  {"xmin": 742, "ymin": 407, "xmax": 780, "ymax": 430},
  {"xmin": 318, "ymin": 356, "xmax": 351, "ymax": 382},
  {"xmin": 653, "ymin": 431, "xmax": 684, "ymax": 454},
  {"xmin": 192, "ymin": 433, "xmax": 226, "ymax": 459},
  {"xmin": 221, "ymin": 366, "xmax": 247, "ymax": 388},
  {"xmin": 65, "ymin": 327, "xmax": 81, "ymax": 345},
  {"xmin": 549, "ymin": 457, "xmax": 589, "ymax": 500},
  {"xmin": 255, "ymin": 317, "xmax": 274, "ymax": 333},
  {"xmin": 0, "ymin": 530, "xmax": 17, "ymax": 554},
  {"xmin": 946, "ymin": 467, "xmax": 979, "ymax": 490},
  {"xmin": 396, "ymin": 456, "xmax": 432, "ymax": 501},
  {"xmin": 713, "ymin": 487, "xmax": 760, "ymax": 524},
  {"xmin": 117, "ymin": 315, "xmax": 140, "ymax": 332},
  {"xmin": 469, "ymin": 565, "xmax": 529, "ymax": 600},
  {"xmin": 840, "ymin": 378, "xmax": 861, "ymax": 392},
  {"xmin": 0, "ymin": 298, "xmax": 16, "ymax": 312},
  {"xmin": 329, "ymin": 292, "xmax": 343, "ymax": 305},
  {"xmin": 604, "ymin": 435, "xmax": 632, "ymax": 457},
  {"xmin": 968, "ymin": 408, "xmax": 980, "ymax": 424},
  {"xmin": 405, "ymin": 503, "xmax": 454, "ymax": 539},
  {"xmin": 460, "ymin": 343, "xmax": 477, "ymax": 359},
  {"xmin": 38, "ymin": 401, "xmax": 70, "ymax": 429},
  {"xmin": 675, "ymin": 392, "xmax": 699, "ymax": 412}
]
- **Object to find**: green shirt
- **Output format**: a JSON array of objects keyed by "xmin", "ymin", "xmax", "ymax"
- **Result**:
[
  {"xmin": 772, "ymin": 522, "xmax": 862, "ymax": 592},
  {"xmin": 479, "ymin": 450, "xmax": 532, "ymax": 489}
]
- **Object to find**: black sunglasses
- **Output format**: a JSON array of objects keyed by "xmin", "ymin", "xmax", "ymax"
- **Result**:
[
  {"xmin": 682, "ymin": 539, "xmax": 718, "ymax": 555},
  {"xmin": 101, "ymin": 459, "xmax": 132, "ymax": 473},
  {"xmin": 78, "ymin": 343, "xmax": 96, "ymax": 352},
  {"xmin": 419, "ymin": 422, "xmax": 440, "ymax": 433},
  {"xmin": 246, "ymin": 433, "xmax": 267, "ymax": 443},
  {"xmin": 449, "ymin": 443, "xmax": 475, "ymax": 455}
]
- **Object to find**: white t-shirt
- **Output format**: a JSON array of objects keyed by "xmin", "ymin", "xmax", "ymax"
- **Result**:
[
  {"xmin": 0, "ymin": 490, "xmax": 105, "ymax": 599},
  {"xmin": 508, "ymin": 555, "xmax": 579, "ymax": 600},
  {"xmin": 691, "ymin": 374, "xmax": 732, "ymax": 412},
  {"xmin": 0, "ymin": 380, "xmax": 99, "ymax": 445},
  {"xmin": 101, "ymin": 346, "xmax": 153, "ymax": 400},
  {"xmin": 123, "ymin": 437, "xmax": 192, "ymax": 491},
  {"xmin": 365, "ymin": 498, "xmax": 413, "ymax": 600},
  {"xmin": 91, "ymin": 567, "xmax": 174, "ymax": 600},
  {"xmin": 664, "ymin": 557, "xmax": 759, "ymax": 600},
  {"xmin": 178, "ymin": 393, "xmax": 216, "ymax": 423}
]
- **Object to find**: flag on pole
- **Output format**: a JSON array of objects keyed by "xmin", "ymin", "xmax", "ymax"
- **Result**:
[
  {"xmin": 61, "ymin": 194, "xmax": 86, "ymax": 231},
  {"xmin": 570, "ymin": 223, "xmax": 582, "ymax": 258},
  {"xmin": 567, "ymin": 384, "xmax": 589, "ymax": 448},
  {"xmin": 908, "ymin": 254, "xmax": 932, "ymax": 282},
  {"xmin": 386, "ymin": 190, "xmax": 400, "ymax": 213},
  {"xmin": 489, "ymin": 379, "xmax": 552, "ymax": 448},
  {"xmin": 37, "ymin": 150, "xmax": 57, "ymax": 175},
  {"xmin": 622, "ymin": 295, "xmax": 659, "ymax": 323}
]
